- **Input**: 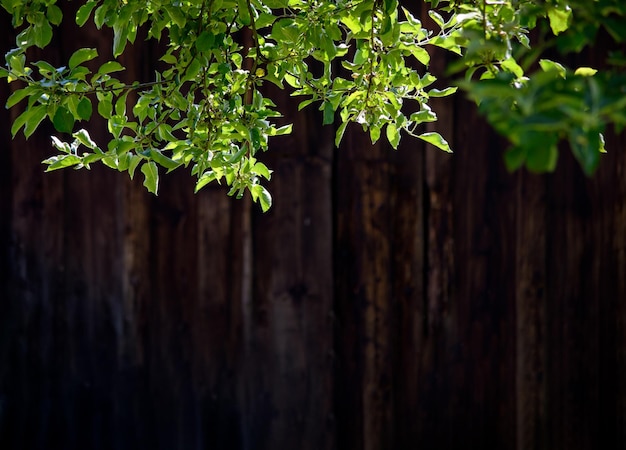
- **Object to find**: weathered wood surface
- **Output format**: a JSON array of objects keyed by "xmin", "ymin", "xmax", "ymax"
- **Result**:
[{"xmin": 2, "ymin": 2, "xmax": 626, "ymax": 449}]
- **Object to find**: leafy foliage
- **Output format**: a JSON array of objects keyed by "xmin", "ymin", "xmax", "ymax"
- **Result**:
[
  {"xmin": 1, "ymin": 0, "xmax": 626, "ymax": 208},
  {"xmin": 439, "ymin": 0, "xmax": 626, "ymax": 174}
]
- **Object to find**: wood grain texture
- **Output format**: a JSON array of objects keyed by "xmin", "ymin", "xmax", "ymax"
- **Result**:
[{"xmin": 2, "ymin": 2, "xmax": 626, "ymax": 449}]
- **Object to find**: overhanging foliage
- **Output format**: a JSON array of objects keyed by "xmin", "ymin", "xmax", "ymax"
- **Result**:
[{"xmin": 1, "ymin": 0, "xmax": 625, "ymax": 209}]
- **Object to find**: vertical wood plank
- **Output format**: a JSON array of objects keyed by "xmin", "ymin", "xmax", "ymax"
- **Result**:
[
  {"xmin": 583, "ymin": 131, "xmax": 626, "ymax": 449},
  {"xmin": 246, "ymin": 87, "xmax": 334, "ymax": 450},
  {"xmin": 423, "ymin": 91, "xmax": 457, "ymax": 448},
  {"xmin": 334, "ymin": 125, "xmax": 393, "ymax": 450},
  {"xmin": 389, "ymin": 120, "xmax": 426, "ymax": 448},
  {"xmin": 0, "ymin": 14, "xmax": 15, "ymax": 444},
  {"xmin": 195, "ymin": 188, "xmax": 245, "ymax": 449},
  {"xmin": 613, "ymin": 132, "xmax": 626, "ymax": 449},
  {"xmin": 515, "ymin": 172, "xmax": 548, "ymax": 450},
  {"xmin": 452, "ymin": 97, "xmax": 517, "ymax": 449},
  {"xmin": 545, "ymin": 155, "xmax": 586, "ymax": 450}
]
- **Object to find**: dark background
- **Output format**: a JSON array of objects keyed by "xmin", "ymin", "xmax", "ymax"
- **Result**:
[{"xmin": 1, "ymin": 2, "xmax": 625, "ymax": 449}]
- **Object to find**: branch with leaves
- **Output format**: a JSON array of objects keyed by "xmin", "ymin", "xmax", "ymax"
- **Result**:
[{"xmin": 2, "ymin": 0, "xmax": 626, "ymax": 209}]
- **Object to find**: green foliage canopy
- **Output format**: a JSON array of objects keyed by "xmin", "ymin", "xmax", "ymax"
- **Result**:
[{"xmin": 1, "ymin": 0, "xmax": 626, "ymax": 209}]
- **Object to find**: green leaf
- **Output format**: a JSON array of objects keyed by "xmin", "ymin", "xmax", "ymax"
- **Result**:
[
  {"xmin": 428, "ymin": 86, "xmax": 458, "ymax": 97},
  {"xmin": 32, "ymin": 60, "xmax": 57, "ymax": 75},
  {"xmin": 238, "ymin": 0, "xmax": 251, "ymax": 25},
  {"xmin": 77, "ymin": 97, "xmax": 93, "ymax": 121},
  {"xmin": 251, "ymin": 184, "xmax": 272, "ymax": 212},
  {"xmin": 69, "ymin": 48, "xmax": 98, "ymax": 69},
  {"xmin": 182, "ymin": 58, "xmax": 202, "ymax": 82},
  {"xmin": 113, "ymin": 24, "xmax": 129, "ymax": 57},
  {"xmin": 195, "ymin": 171, "xmax": 218, "ymax": 192},
  {"xmin": 150, "ymin": 148, "xmax": 181, "ymax": 170},
  {"xmin": 408, "ymin": 45, "xmax": 430, "ymax": 65},
  {"xmin": 369, "ymin": 125, "xmax": 381, "ymax": 144},
  {"xmin": 43, "ymin": 154, "xmax": 82, "ymax": 171},
  {"xmin": 46, "ymin": 5, "xmax": 63, "ymax": 25},
  {"xmin": 386, "ymin": 123, "xmax": 400, "ymax": 149},
  {"xmin": 97, "ymin": 61, "xmax": 125, "ymax": 75},
  {"xmin": 264, "ymin": 0, "xmax": 288, "ymax": 7},
  {"xmin": 599, "ymin": 133, "xmax": 606, "ymax": 153},
  {"xmin": 160, "ymin": 53, "xmax": 177, "ymax": 64},
  {"xmin": 11, "ymin": 108, "xmax": 32, "ymax": 137},
  {"xmin": 107, "ymin": 114, "xmax": 128, "ymax": 139},
  {"xmin": 410, "ymin": 105, "xmax": 437, "ymax": 123},
  {"xmin": 272, "ymin": 18, "xmax": 300, "ymax": 43},
  {"xmin": 196, "ymin": 31, "xmax": 215, "ymax": 52},
  {"xmin": 97, "ymin": 92, "xmax": 113, "ymax": 119},
  {"xmin": 340, "ymin": 14, "xmax": 362, "ymax": 34},
  {"xmin": 428, "ymin": 10, "xmax": 445, "ymax": 29},
  {"xmin": 82, "ymin": 152, "xmax": 105, "ymax": 165},
  {"xmin": 22, "ymin": 105, "xmax": 48, "ymax": 138},
  {"xmin": 501, "ymin": 58, "xmax": 524, "ymax": 78},
  {"xmin": 504, "ymin": 146, "xmax": 527, "ymax": 172},
  {"xmin": 269, "ymin": 124, "xmax": 293, "ymax": 136},
  {"xmin": 52, "ymin": 107, "xmax": 75, "ymax": 133},
  {"xmin": 418, "ymin": 131, "xmax": 451, "ymax": 152},
  {"xmin": 574, "ymin": 67, "xmax": 598, "ymax": 77},
  {"xmin": 51, "ymin": 135, "xmax": 72, "ymax": 153},
  {"xmin": 570, "ymin": 128, "xmax": 601, "ymax": 175},
  {"xmin": 76, "ymin": 1, "xmax": 98, "ymax": 26},
  {"xmin": 547, "ymin": 5, "xmax": 571, "ymax": 35},
  {"xmin": 128, "ymin": 155, "xmax": 142, "ymax": 179},
  {"xmin": 252, "ymin": 161, "xmax": 272, "ymax": 180},
  {"xmin": 164, "ymin": 5, "xmax": 186, "ymax": 28},
  {"xmin": 6, "ymin": 85, "xmax": 38, "ymax": 108},
  {"xmin": 322, "ymin": 101, "xmax": 334, "ymax": 125},
  {"xmin": 73, "ymin": 129, "xmax": 99, "ymax": 150},
  {"xmin": 33, "ymin": 21, "xmax": 53, "ymax": 48},
  {"xmin": 7, "ymin": 52, "xmax": 25, "ymax": 78},
  {"xmin": 526, "ymin": 145, "xmax": 558, "ymax": 172},
  {"xmin": 228, "ymin": 145, "xmax": 247, "ymax": 164},
  {"xmin": 141, "ymin": 161, "xmax": 159, "ymax": 194},
  {"xmin": 335, "ymin": 121, "xmax": 348, "ymax": 147},
  {"xmin": 539, "ymin": 59, "xmax": 567, "ymax": 78}
]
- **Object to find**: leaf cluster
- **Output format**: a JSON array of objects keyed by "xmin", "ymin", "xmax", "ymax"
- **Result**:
[
  {"xmin": 1, "ymin": 0, "xmax": 458, "ymax": 209},
  {"xmin": 2, "ymin": 0, "xmax": 626, "ymax": 208},
  {"xmin": 433, "ymin": 0, "xmax": 626, "ymax": 174}
]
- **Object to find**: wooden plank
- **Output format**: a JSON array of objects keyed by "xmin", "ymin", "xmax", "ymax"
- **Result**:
[
  {"xmin": 334, "ymin": 124, "xmax": 393, "ymax": 450},
  {"xmin": 514, "ymin": 171, "xmax": 548, "ymax": 450},
  {"xmin": 613, "ymin": 132, "xmax": 626, "ymax": 449},
  {"xmin": 4, "ymin": 36, "xmax": 71, "ymax": 447},
  {"xmin": 545, "ymin": 151, "xmax": 598, "ymax": 450},
  {"xmin": 422, "ymin": 90, "xmax": 457, "ymax": 449},
  {"xmin": 389, "ymin": 112, "xmax": 426, "ymax": 448},
  {"xmin": 0, "ymin": 19, "xmax": 16, "ymax": 438},
  {"xmin": 145, "ymin": 168, "xmax": 201, "ymax": 450},
  {"xmin": 450, "ymin": 97, "xmax": 517, "ymax": 449},
  {"xmin": 585, "ymin": 131, "xmax": 626, "ymax": 449},
  {"xmin": 246, "ymin": 86, "xmax": 335, "ymax": 450},
  {"xmin": 0, "ymin": 10, "xmax": 13, "ymax": 330},
  {"xmin": 195, "ymin": 188, "xmax": 246, "ymax": 449}
]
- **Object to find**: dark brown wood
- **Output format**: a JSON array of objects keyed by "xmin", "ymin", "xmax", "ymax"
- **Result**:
[
  {"xmin": 389, "ymin": 109, "xmax": 427, "ymax": 448},
  {"xmin": 334, "ymin": 124, "xmax": 395, "ymax": 450},
  {"xmin": 246, "ymin": 86, "xmax": 334, "ymax": 450},
  {"xmin": 2, "ymin": 2, "xmax": 626, "ymax": 450},
  {"xmin": 515, "ymin": 170, "xmax": 548, "ymax": 450}
]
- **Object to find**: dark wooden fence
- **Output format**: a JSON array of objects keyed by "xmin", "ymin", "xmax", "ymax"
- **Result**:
[{"xmin": 1, "ymin": 3, "xmax": 626, "ymax": 449}]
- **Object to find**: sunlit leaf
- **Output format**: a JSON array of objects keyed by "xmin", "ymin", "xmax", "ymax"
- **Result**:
[
  {"xmin": 141, "ymin": 161, "xmax": 159, "ymax": 194},
  {"xmin": 418, "ymin": 131, "xmax": 451, "ymax": 152},
  {"xmin": 69, "ymin": 48, "xmax": 98, "ymax": 69}
]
